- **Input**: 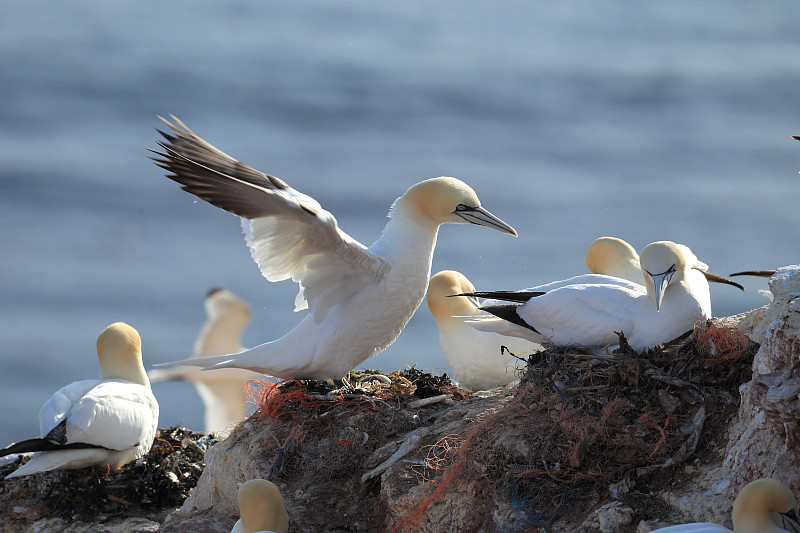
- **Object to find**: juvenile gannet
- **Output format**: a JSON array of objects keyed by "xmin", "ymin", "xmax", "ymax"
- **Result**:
[
  {"xmin": 0, "ymin": 323, "xmax": 159, "ymax": 479},
  {"xmin": 232, "ymin": 479, "xmax": 289, "ymax": 533},
  {"xmin": 463, "ymin": 241, "xmax": 716, "ymax": 352},
  {"xmin": 649, "ymin": 478, "xmax": 800, "ymax": 532},
  {"xmin": 151, "ymin": 117, "xmax": 516, "ymax": 379},
  {"xmin": 148, "ymin": 288, "xmax": 262, "ymax": 434},
  {"xmin": 587, "ymin": 236, "xmax": 744, "ymax": 290},
  {"xmin": 426, "ymin": 270, "xmax": 541, "ymax": 391}
]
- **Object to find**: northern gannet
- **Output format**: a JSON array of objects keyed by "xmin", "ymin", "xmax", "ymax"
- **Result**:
[
  {"xmin": 151, "ymin": 117, "xmax": 516, "ymax": 379},
  {"xmin": 147, "ymin": 288, "xmax": 262, "ymax": 434},
  {"xmin": 426, "ymin": 270, "xmax": 541, "ymax": 391},
  {"xmin": 588, "ymin": 236, "xmax": 743, "ymax": 290},
  {"xmin": 0, "ymin": 323, "xmax": 159, "ymax": 479},
  {"xmin": 586, "ymin": 236, "xmax": 642, "ymax": 282},
  {"xmin": 463, "ymin": 241, "xmax": 717, "ymax": 352},
  {"xmin": 649, "ymin": 478, "xmax": 800, "ymax": 532},
  {"xmin": 232, "ymin": 479, "xmax": 289, "ymax": 533}
]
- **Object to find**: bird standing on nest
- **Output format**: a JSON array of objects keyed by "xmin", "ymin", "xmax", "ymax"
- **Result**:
[
  {"xmin": 1, "ymin": 323, "xmax": 159, "ymax": 479},
  {"xmin": 151, "ymin": 117, "xmax": 516, "ymax": 379},
  {"xmin": 649, "ymin": 478, "xmax": 800, "ymax": 532}
]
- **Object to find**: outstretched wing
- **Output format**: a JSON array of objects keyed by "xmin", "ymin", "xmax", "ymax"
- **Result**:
[{"xmin": 151, "ymin": 117, "xmax": 390, "ymax": 322}]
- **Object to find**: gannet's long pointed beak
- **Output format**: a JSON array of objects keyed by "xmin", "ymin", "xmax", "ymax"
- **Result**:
[
  {"xmin": 648, "ymin": 268, "xmax": 675, "ymax": 312},
  {"xmin": 729, "ymin": 270, "xmax": 777, "ymax": 278},
  {"xmin": 700, "ymin": 271, "xmax": 745, "ymax": 291},
  {"xmin": 454, "ymin": 206, "xmax": 517, "ymax": 236}
]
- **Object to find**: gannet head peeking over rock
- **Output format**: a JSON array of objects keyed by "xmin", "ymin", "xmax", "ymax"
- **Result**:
[
  {"xmin": 1, "ymin": 322, "xmax": 159, "ymax": 479},
  {"xmin": 151, "ymin": 117, "xmax": 517, "ymax": 380},
  {"xmin": 733, "ymin": 478, "xmax": 799, "ymax": 533},
  {"xmin": 232, "ymin": 479, "xmax": 289, "ymax": 533},
  {"xmin": 586, "ymin": 236, "xmax": 641, "ymax": 283},
  {"xmin": 648, "ymin": 478, "xmax": 799, "ymax": 532},
  {"xmin": 427, "ymin": 270, "xmax": 539, "ymax": 390}
]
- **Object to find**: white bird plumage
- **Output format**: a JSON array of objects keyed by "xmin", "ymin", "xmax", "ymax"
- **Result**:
[
  {"xmin": 649, "ymin": 478, "xmax": 800, "ymax": 533},
  {"xmin": 465, "ymin": 241, "xmax": 715, "ymax": 352},
  {"xmin": 147, "ymin": 288, "xmax": 262, "ymax": 434},
  {"xmin": 426, "ymin": 270, "xmax": 541, "ymax": 391},
  {"xmin": 1, "ymin": 323, "xmax": 159, "ymax": 479},
  {"xmin": 232, "ymin": 479, "xmax": 289, "ymax": 533},
  {"xmin": 151, "ymin": 117, "xmax": 516, "ymax": 379}
]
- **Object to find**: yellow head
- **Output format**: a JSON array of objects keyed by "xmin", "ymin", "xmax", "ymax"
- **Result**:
[
  {"xmin": 732, "ymin": 478, "xmax": 799, "ymax": 532},
  {"xmin": 205, "ymin": 288, "xmax": 252, "ymax": 324},
  {"xmin": 395, "ymin": 177, "xmax": 517, "ymax": 235},
  {"xmin": 427, "ymin": 270, "xmax": 479, "ymax": 325},
  {"xmin": 96, "ymin": 322, "xmax": 149, "ymax": 386},
  {"xmin": 586, "ymin": 236, "xmax": 640, "ymax": 279},
  {"xmin": 238, "ymin": 479, "xmax": 289, "ymax": 533},
  {"xmin": 639, "ymin": 241, "xmax": 689, "ymax": 311}
]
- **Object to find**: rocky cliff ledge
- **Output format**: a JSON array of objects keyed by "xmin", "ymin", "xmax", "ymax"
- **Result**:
[{"xmin": 2, "ymin": 266, "xmax": 798, "ymax": 533}]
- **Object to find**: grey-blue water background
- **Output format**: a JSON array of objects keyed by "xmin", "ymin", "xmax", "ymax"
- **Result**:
[{"xmin": 2, "ymin": 2, "xmax": 799, "ymax": 442}]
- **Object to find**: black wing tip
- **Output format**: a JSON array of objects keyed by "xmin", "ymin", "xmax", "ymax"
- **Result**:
[
  {"xmin": 0, "ymin": 438, "xmax": 106, "ymax": 457},
  {"xmin": 480, "ymin": 303, "xmax": 540, "ymax": 334},
  {"xmin": 454, "ymin": 290, "xmax": 545, "ymax": 303}
]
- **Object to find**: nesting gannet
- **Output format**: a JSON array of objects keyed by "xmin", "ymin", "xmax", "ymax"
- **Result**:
[
  {"xmin": 232, "ymin": 479, "xmax": 289, "ymax": 533},
  {"xmin": 150, "ymin": 117, "xmax": 516, "ymax": 379},
  {"xmin": 426, "ymin": 270, "xmax": 541, "ymax": 391},
  {"xmin": 649, "ymin": 478, "xmax": 800, "ymax": 532},
  {"xmin": 0, "ymin": 323, "xmax": 159, "ymax": 479},
  {"xmin": 586, "ymin": 236, "xmax": 642, "ymax": 282},
  {"xmin": 587, "ymin": 236, "xmax": 744, "ymax": 290},
  {"xmin": 147, "ymin": 288, "xmax": 262, "ymax": 434},
  {"xmin": 463, "ymin": 241, "xmax": 716, "ymax": 352}
]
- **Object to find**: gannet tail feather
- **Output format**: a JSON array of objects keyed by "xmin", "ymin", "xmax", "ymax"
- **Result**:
[
  {"xmin": 479, "ymin": 304, "xmax": 541, "ymax": 334},
  {"xmin": 729, "ymin": 270, "xmax": 777, "ymax": 278},
  {"xmin": 0, "ymin": 420, "xmax": 108, "ymax": 458},
  {"xmin": 0, "ymin": 438, "xmax": 106, "ymax": 457},
  {"xmin": 455, "ymin": 291, "xmax": 545, "ymax": 303},
  {"xmin": 153, "ymin": 353, "xmax": 236, "ymax": 370},
  {"xmin": 700, "ymin": 271, "xmax": 745, "ymax": 290}
]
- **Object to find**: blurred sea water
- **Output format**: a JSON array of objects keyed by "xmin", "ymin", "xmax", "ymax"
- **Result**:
[{"xmin": 1, "ymin": 1, "xmax": 799, "ymax": 442}]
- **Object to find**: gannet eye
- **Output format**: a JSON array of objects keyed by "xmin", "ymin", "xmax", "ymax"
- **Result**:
[{"xmin": 455, "ymin": 204, "xmax": 470, "ymax": 211}]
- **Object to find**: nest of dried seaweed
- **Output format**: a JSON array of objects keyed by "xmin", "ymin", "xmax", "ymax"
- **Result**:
[
  {"xmin": 243, "ymin": 367, "xmax": 468, "ymax": 485},
  {"xmin": 0, "ymin": 426, "xmax": 214, "ymax": 526},
  {"xmin": 394, "ymin": 322, "xmax": 758, "ymax": 531}
]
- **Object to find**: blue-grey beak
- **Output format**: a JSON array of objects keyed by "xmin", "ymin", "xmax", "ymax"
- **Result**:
[
  {"xmin": 647, "ymin": 266, "xmax": 676, "ymax": 311},
  {"xmin": 454, "ymin": 205, "xmax": 517, "ymax": 236}
]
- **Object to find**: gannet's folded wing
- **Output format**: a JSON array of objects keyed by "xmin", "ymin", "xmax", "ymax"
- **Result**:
[
  {"xmin": 38, "ymin": 379, "xmax": 104, "ymax": 437},
  {"xmin": 151, "ymin": 117, "xmax": 390, "ymax": 322},
  {"xmin": 64, "ymin": 381, "xmax": 158, "ymax": 451}
]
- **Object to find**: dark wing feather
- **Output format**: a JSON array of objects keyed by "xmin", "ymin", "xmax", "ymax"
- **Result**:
[
  {"xmin": 0, "ymin": 420, "xmax": 107, "ymax": 457},
  {"xmin": 479, "ymin": 304, "xmax": 540, "ymax": 334}
]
